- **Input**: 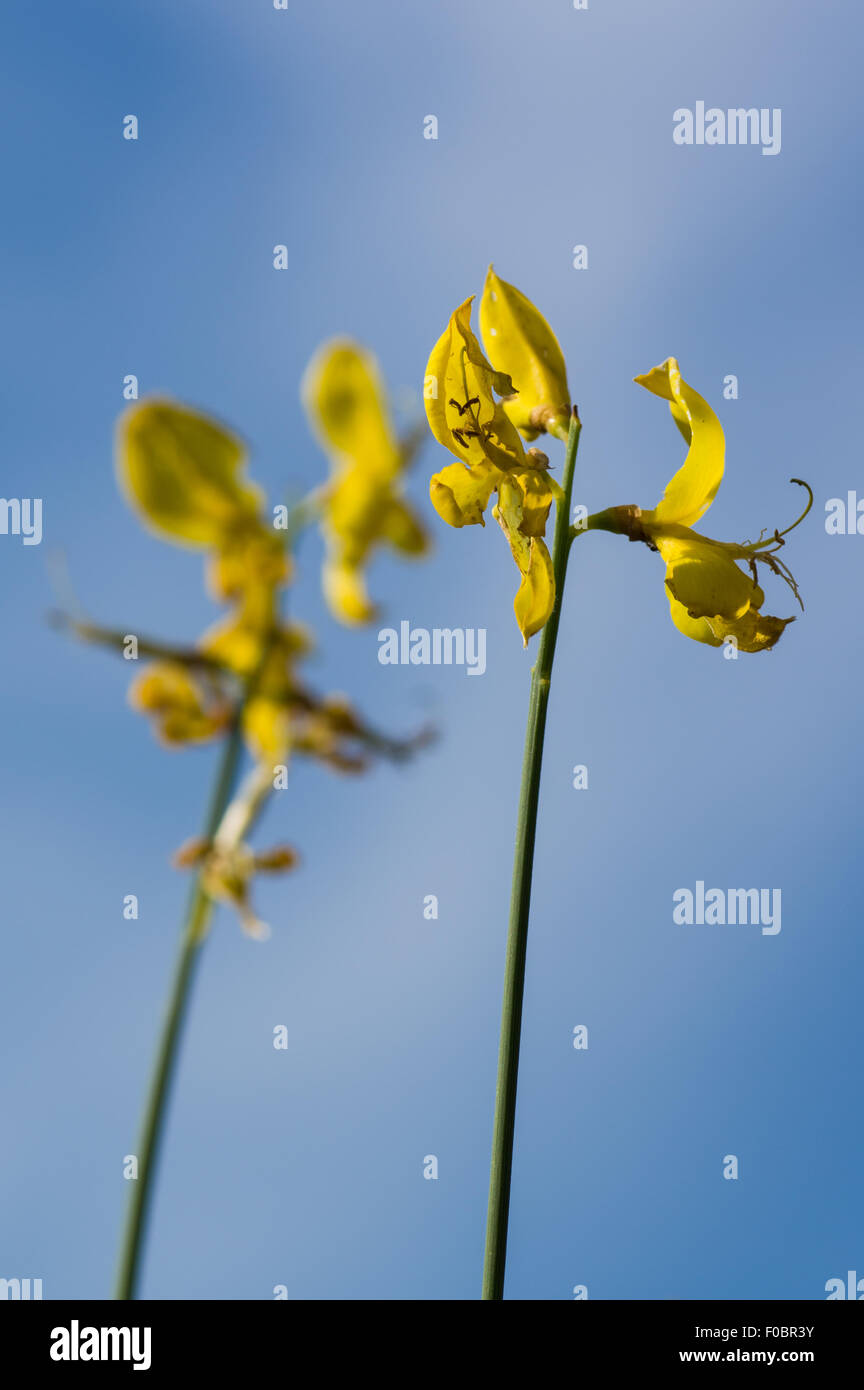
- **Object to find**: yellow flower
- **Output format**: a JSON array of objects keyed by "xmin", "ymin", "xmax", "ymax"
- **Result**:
[
  {"xmin": 589, "ymin": 358, "xmax": 806, "ymax": 652},
  {"xmin": 302, "ymin": 339, "xmax": 428, "ymax": 624},
  {"xmin": 426, "ymin": 294, "xmax": 564, "ymax": 644},
  {"xmin": 116, "ymin": 399, "xmax": 265, "ymax": 547},
  {"xmin": 128, "ymin": 661, "xmax": 232, "ymax": 745},
  {"xmin": 206, "ymin": 523, "xmax": 290, "ymax": 605},
  {"xmin": 117, "ymin": 397, "xmax": 291, "ymax": 600},
  {"xmin": 478, "ymin": 267, "xmax": 570, "ymax": 441}
]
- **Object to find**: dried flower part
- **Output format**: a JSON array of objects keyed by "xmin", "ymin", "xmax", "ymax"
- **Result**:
[
  {"xmin": 173, "ymin": 831, "xmax": 299, "ymax": 941},
  {"xmin": 172, "ymin": 837, "xmax": 211, "ymax": 869},
  {"xmin": 253, "ymin": 846, "xmax": 299, "ymax": 872},
  {"xmin": 200, "ymin": 843, "xmax": 270, "ymax": 941}
]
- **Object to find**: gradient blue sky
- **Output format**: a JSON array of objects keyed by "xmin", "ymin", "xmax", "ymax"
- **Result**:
[{"xmin": 1, "ymin": 0, "xmax": 862, "ymax": 1300}]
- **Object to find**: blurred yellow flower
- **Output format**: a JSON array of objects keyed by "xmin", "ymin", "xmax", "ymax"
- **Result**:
[
  {"xmin": 116, "ymin": 399, "xmax": 264, "ymax": 548},
  {"xmin": 128, "ymin": 661, "xmax": 232, "ymax": 745},
  {"xmin": 98, "ymin": 386, "xmax": 432, "ymax": 935},
  {"xmin": 302, "ymin": 339, "xmax": 428, "ymax": 624}
]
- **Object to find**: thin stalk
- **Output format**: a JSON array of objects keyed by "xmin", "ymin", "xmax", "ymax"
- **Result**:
[
  {"xmin": 113, "ymin": 696, "xmax": 249, "ymax": 1300},
  {"xmin": 482, "ymin": 409, "xmax": 583, "ymax": 1301}
]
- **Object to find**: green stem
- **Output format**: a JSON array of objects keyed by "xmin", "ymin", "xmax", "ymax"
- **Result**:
[
  {"xmin": 482, "ymin": 410, "xmax": 583, "ymax": 1301},
  {"xmin": 112, "ymin": 703, "xmax": 248, "ymax": 1301}
]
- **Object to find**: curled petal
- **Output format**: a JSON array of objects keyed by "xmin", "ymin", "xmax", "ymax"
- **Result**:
[
  {"xmin": 635, "ymin": 358, "xmax": 725, "ymax": 528},
  {"xmin": 479, "ymin": 267, "xmax": 570, "ymax": 440}
]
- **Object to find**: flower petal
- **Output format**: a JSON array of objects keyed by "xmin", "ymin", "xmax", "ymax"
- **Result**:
[
  {"xmin": 128, "ymin": 661, "xmax": 230, "ymax": 744},
  {"xmin": 301, "ymin": 339, "xmax": 400, "ymax": 479},
  {"xmin": 635, "ymin": 358, "xmax": 724, "ymax": 527},
  {"xmin": 322, "ymin": 557, "xmax": 377, "ymax": 625},
  {"xmin": 494, "ymin": 476, "xmax": 555, "ymax": 644},
  {"xmin": 513, "ymin": 540, "xmax": 555, "ymax": 645},
  {"xmin": 380, "ymin": 498, "xmax": 429, "ymax": 554},
  {"xmin": 657, "ymin": 533, "xmax": 758, "ymax": 621},
  {"xmin": 424, "ymin": 297, "xmax": 526, "ymax": 473},
  {"xmin": 706, "ymin": 609, "xmax": 795, "ymax": 653},
  {"xmin": 667, "ymin": 593, "xmax": 723, "ymax": 646},
  {"xmin": 243, "ymin": 695, "xmax": 291, "ymax": 760},
  {"xmin": 305, "ymin": 339, "xmax": 429, "ymax": 624},
  {"xmin": 116, "ymin": 400, "xmax": 263, "ymax": 546},
  {"xmin": 514, "ymin": 465, "xmax": 555, "ymax": 538},
  {"xmin": 429, "ymin": 460, "xmax": 501, "ymax": 528}
]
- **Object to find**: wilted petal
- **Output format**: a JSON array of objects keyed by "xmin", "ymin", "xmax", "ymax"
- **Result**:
[{"xmin": 706, "ymin": 609, "xmax": 795, "ymax": 653}]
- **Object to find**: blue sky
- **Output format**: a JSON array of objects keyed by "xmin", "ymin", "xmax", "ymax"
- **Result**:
[{"xmin": 1, "ymin": 0, "xmax": 862, "ymax": 1299}]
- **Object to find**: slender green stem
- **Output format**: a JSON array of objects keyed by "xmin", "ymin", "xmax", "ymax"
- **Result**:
[
  {"xmin": 482, "ymin": 410, "xmax": 583, "ymax": 1301},
  {"xmin": 113, "ymin": 703, "xmax": 248, "ymax": 1300}
]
